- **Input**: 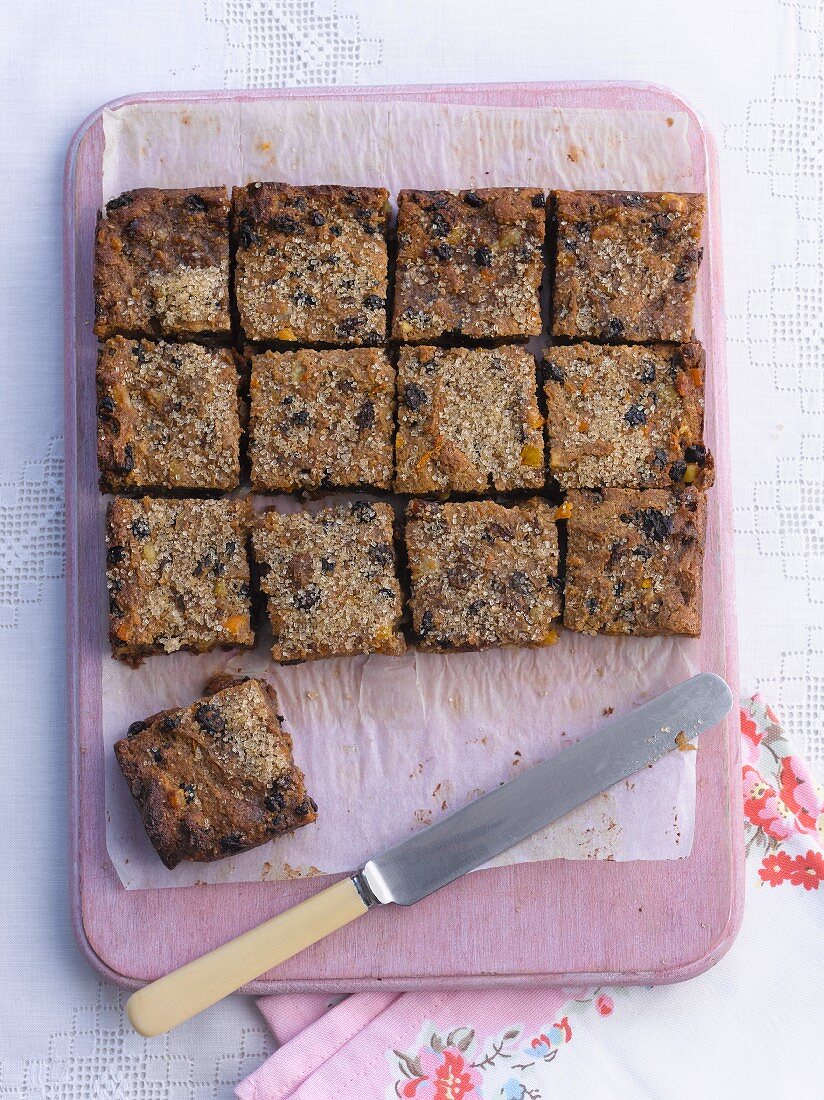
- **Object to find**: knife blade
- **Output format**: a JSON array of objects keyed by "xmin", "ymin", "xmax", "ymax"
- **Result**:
[
  {"xmin": 127, "ymin": 672, "xmax": 733, "ymax": 1036},
  {"xmin": 360, "ymin": 671, "xmax": 733, "ymax": 906}
]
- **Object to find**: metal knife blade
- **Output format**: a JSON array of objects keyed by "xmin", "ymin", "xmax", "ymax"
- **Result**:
[
  {"xmin": 359, "ymin": 672, "xmax": 732, "ymax": 907},
  {"xmin": 125, "ymin": 672, "xmax": 734, "ymax": 1036}
]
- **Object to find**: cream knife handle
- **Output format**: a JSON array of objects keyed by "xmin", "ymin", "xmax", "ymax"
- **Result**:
[{"xmin": 127, "ymin": 876, "xmax": 371, "ymax": 1036}]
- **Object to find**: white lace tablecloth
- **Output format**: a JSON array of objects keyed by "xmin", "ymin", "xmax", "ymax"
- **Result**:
[{"xmin": 1, "ymin": 0, "xmax": 822, "ymax": 1094}]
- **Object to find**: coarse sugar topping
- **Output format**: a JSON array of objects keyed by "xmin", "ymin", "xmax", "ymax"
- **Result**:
[
  {"xmin": 552, "ymin": 191, "xmax": 704, "ymax": 342},
  {"xmin": 394, "ymin": 344, "xmax": 545, "ymax": 494},
  {"xmin": 544, "ymin": 341, "xmax": 711, "ymax": 490},
  {"xmin": 97, "ymin": 337, "xmax": 241, "ymax": 491},
  {"xmin": 94, "ymin": 186, "xmax": 231, "ymax": 338},
  {"xmin": 155, "ymin": 679, "xmax": 295, "ymax": 786},
  {"xmin": 393, "ymin": 187, "xmax": 545, "ymax": 341},
  {"xmin": 146, "ymin": 264, "xmax": 229, "ymax": 333},
  {"xmin": 405, "ymin": 498, "xmax": 561, "ymax": 651},
  {"xmin": 563, "ymin": 487, "xmax": 706, "ymax": 636},
  {"xmin": 248, "ymin": 348, "xmax": 395, "ymax": 492},
  {"xmin": 106, "ymin": 497, "xmax": 254, "ymax": 658},
  {"xmin": 233, "ymin": 183, "xmax": 389, "ymax": 345},
  {"xmin": 252, "ymin": 502, "xmax": 405, "ymax": 661}
]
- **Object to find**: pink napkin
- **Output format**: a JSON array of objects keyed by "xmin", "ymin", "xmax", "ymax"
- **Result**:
[
  {"xmin": 237, "ymin": 697, "xmax": 824, "ymax": 1100},
  {"xmin": 238, "ymin": 987, "xmax": 586, "ymax": 1100}
]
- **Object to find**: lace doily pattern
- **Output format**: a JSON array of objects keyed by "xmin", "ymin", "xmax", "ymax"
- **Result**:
[
  {"xmin": 5, "ymin": 1, "xmax": 823, "ymax": 1093},
  {"xmin": 0, "ymin": 982, "xmax": 273, "ymax": 1097},
  {"xmin": 724, "ymin": 0, "xmax": 824, "ymax": 768},
  {"xmin": 760, "ymin": 626, "xmax": 824, "ymax": 774},
  {"xmin": 0, "ymin": 434, "xmax": 64, "ymax": 629},
  {"xmin": 204, "ymin": 0, "xmax": 382, "ymax": 88},
  {"xmin": 733, "ymin": 434, "xmax": 824, "ymax": 609}
]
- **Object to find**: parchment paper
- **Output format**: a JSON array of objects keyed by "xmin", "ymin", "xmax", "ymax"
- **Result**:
[{"xmin": 100, "ymin": 99, "xmax": 700, "ymax": 890}]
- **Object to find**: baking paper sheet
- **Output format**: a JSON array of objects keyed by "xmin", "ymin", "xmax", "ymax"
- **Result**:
[{"xmin": 100, "ymin": 98, "xmax": 699, "ymax": 890}]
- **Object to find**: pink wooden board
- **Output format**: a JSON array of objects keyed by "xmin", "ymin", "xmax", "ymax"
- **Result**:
[{"xmin": 65, "ymin": 81, "xmax": 742, "ymax": 992}]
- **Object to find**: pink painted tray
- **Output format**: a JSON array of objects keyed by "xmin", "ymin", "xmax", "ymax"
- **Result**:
[{"xmin": 65, "ymin": 81, "xmax": 742, "ymax": 993}]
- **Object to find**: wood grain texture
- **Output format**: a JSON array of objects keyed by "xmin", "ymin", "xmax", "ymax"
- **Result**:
[
  {"xmin": 65, "ymin": 82, "xmax": 743, "ymax": 994},
  {"xmin": 127, "ymin": 877, "xmax": 368, "ymax": 1035}
]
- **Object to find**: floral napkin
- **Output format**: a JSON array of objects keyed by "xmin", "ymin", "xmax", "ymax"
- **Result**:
[{"xmin": 236, "ymin": 697, "xmax": 824, "ymax": 1100}]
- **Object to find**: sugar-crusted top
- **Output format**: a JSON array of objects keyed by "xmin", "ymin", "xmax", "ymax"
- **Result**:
[
  {"xmin": 544, "ymin": 342, "xmax": 712, "ymax": 490},
  {"xmin": 563, "ymin": 487, "xmax": 706, "ymax": 636},
  {"xmin": 114, "ymin": 677, "xmax": 317, "ymax": 867},
  {"xmin": 394, "ymin": 344, "xmax": 545, "ymax": 494},
  {"xmin": 107, "ymin": 497, "xmax": 254, "ymax": 657},
  {"xmin": 552, "ymin": 190, "xmax": 704, "ymax": 342},
  {"xmin": 138, "ymin": 678, "xmax": 295, "ymax": 786},
  {"xmin": 393, "ymin": 188, "xmax": 545, "ymax": 341},
  {"xmin": 252, "ymin": 502, "xmax": 406, "ymax": 662},
  {"xmin": 248, "ymin": 348, "xmax": 395, "ymax": 492},
  {"xmin": 97, "ymin": 337, "xmax": 241, "ymax": 492},
  {"xmin": 405, "ymin": 498, "xmax": 561, "ymax": 651},
  {"xmin": 233, "ymin": 183, "xmax": 389, "ymax": 345},
  {"xmin": 94, "ymin": 187, "xmax": 231, "ymax": 339}
]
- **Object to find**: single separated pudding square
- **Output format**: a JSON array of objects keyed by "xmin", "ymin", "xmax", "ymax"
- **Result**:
[
  {"xmin": 248, "ymin": 348, "xmax": 395, "ymax": 492},
  {"xmin": 106, "ymin": 497, "xmax": 254, "ymax": 662},
  {"xmin": 543, "ymin": 342, "xmax": 713, "ymax": 490},
  {"xmin": 97, "ymin": 337, "xmax": 242, "ymax": 493},
  {"xmin": 552, "ymin": 190, "xmax": 705, "ymax": 342},
  {"xmin": 393, "ymin": 345, "xmax": 545, "ymax": 494},
  {"xmin": 94, "ymin": 187, "xmax": 231, "ymax": 340},
  {"xmin": 392, "ymin": 188, "xmax": 545, "ymax": 342},
  {"xmin": 232, "ymin": 183, "xmax": 389, "ymax": 345},
  {"xmin": 563, "ymin": 487, "xmax": 706, "ymax": 636},
  {"xmin": 114, "ymin": 677, "xmax": 317, "ymax": 869},
  {"xmin": 405, "ymin": 498, "xmax": 561, "ymax": 651},
  {"xmin": 252, "ymin": 502, "xmax": 406, "ymax": 662}
]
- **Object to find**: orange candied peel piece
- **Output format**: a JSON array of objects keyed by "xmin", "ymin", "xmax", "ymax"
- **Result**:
[
  {"xmin": 520, "ymin": 443, "xmax": 544, "ymax": 468},
  {"xmin": 223, "ymin": 613, "xmax": 247, "ymax": 635}
]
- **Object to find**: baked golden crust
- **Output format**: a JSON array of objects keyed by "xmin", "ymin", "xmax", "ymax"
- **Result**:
[
  {"xmin": 233, "ymin": 183, "xmax": 389, "ymax": 345},
  {"xmin": 544, "ymin": 342, "xmax": 713, "ymax": 490},
  {"xmin": 252, "ymin": 502, "xmax": 406, "ymax": 662},
  {"xmin": 94, "ymin": 183, "xmax": 713, "ymax": 668},
  {"xmin": 563, "ymin": 487, "xmax": 706, "ymax": 636},
  {"xmin": 405, "ymin": 498, "xmax": 561, "ymax": 651},
  {"xmin": 96, "ymin": 337, "xmax": 242, "ymax": 493},
  {"xmin": 552, "ymin": 191, "xmax": 704, "ymax": 342},
  {"xmin": 392, "ymin": 188, "xmax": 545, "ymax": 341},
  {"xmin": 114, "ymin": 677, "xmax": 317, "ymax": 868},
  {"xmin": 106, "ymin": 497, "xmax": 254, "ymax": 662},
  {"xmin": 248, "ymin": 348, "xmax": 395, "ymax": 492},
  {"xmin": 393, "ymin": 345, "xmax": 545, "ymax": 494},
  {"xmin": 94, "ymin": 187, "xmax": 231, "ymax": 340}
]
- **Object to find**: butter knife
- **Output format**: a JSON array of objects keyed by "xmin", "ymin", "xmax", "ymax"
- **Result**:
[{"xmin": 127, "ymin": 671, "xmax": 732, "ymax": 1035}]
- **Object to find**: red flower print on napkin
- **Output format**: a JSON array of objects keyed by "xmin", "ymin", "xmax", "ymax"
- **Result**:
[
  {"xmin": 595, "ymin": 995, "xmax": 614, "ymax": 1016},
  {"xmin": 740, "ymin": 710, "xmax": 763, "ymax": 766},
  {"xmin": 394, "ymin": 1030, "xmax": 481, "ymax": 1099},
  {"xmin": 778, "ymin": 755, "xmax": 824, "ymax": 835},
  {"xmin": 743, "ymin": 765, "xmax": 795, "ymax": 841},
  {"xmin": 432, "ymin": 1049, "xmax": 478, "ymax": 1100},
  {"xmin": 758, "ymin": 849, "xmax": 824, "ymax": 890},
  {"xmin": 788, "ymin": 850, "xmax": 824, "ymax": 891},
  {"xmin": 758, "ymin": 850, "xmax": 796, "ymax": 886}
]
